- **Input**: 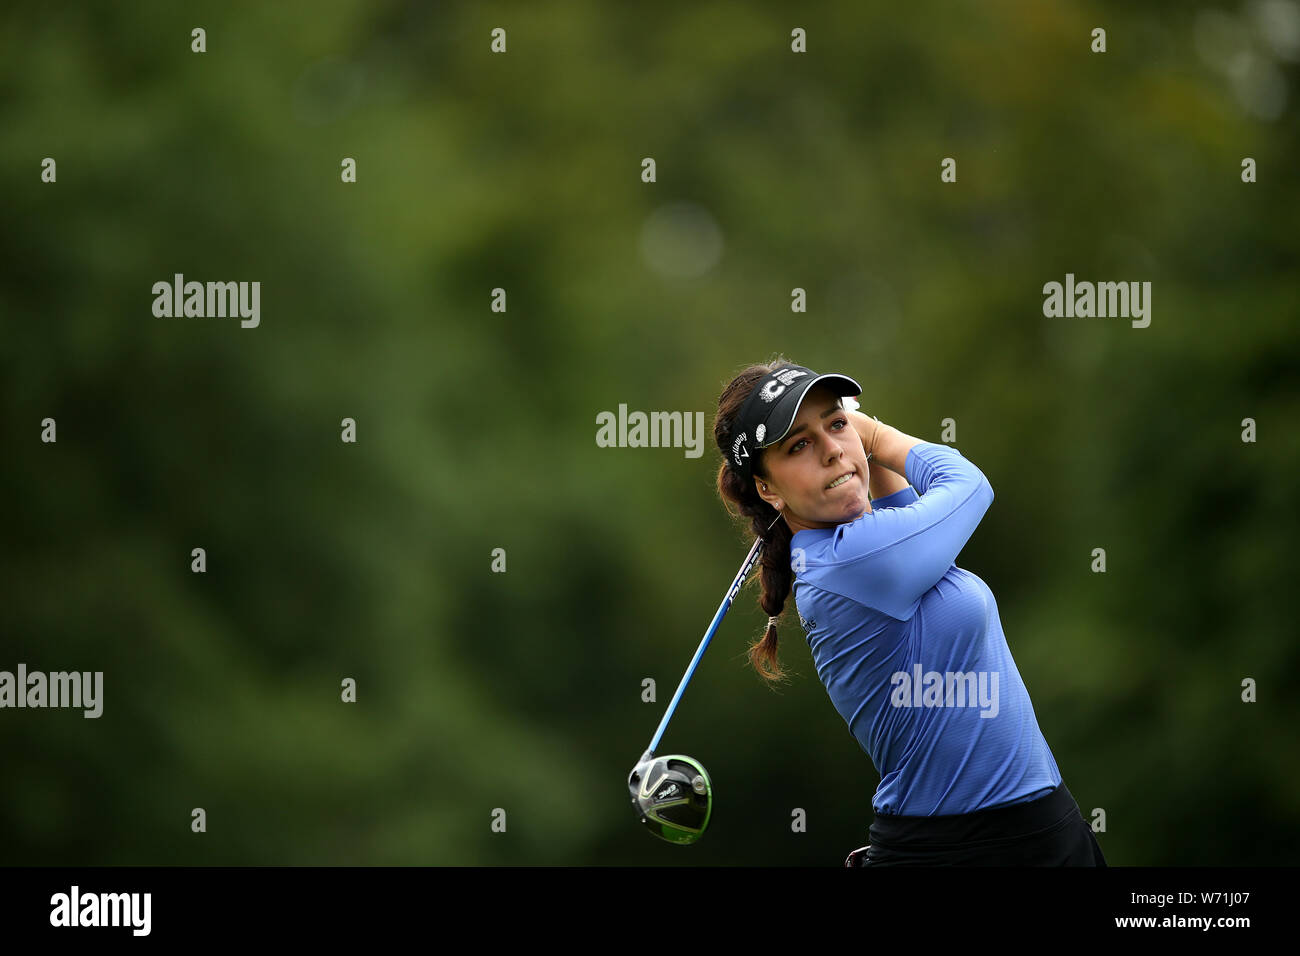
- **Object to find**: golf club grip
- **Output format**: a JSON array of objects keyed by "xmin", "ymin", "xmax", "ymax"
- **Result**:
[{"xmin": 645, "ymin": 535, "xmax": 766, "ymax": 754}]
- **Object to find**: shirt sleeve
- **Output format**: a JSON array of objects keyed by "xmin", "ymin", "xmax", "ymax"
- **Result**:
[
  {"xmin": 810, "ymin": 442, "xmax": 994, "ymax": 619},
  {"xmin": 868, "ymin": 485, "xmax": 919, "ymax": 510}
]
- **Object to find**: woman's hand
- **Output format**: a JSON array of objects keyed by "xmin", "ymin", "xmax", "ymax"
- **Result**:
[
  {"xmin": 847, "ymin": 410, "xmax": 910, "ymax": 498},
  {"xmin": 845, "ymin": 408, "xmax": 879, "ymax": 450}
]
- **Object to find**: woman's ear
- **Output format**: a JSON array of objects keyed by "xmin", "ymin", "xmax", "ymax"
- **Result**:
[{"xmin": 755, "ymin": 477, "xmax": 783, "ymax": 511}]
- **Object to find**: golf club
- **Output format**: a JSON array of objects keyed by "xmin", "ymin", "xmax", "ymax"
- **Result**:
[{"xmin": 627, "ymin": 515, "xmax": 780, "ymax": 844}]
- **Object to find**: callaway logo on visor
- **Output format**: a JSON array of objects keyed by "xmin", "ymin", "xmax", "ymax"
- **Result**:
[
  {"xmin": 730, "ymin": 368, "xmax": 809, "ymax": 470},
  {"xmin": 758, "ymin": 368, "xmax": 808, "ymax": 402},
  {"xmin": 730, "ymin": 430, "xmax": 749, "ymax": 469}
]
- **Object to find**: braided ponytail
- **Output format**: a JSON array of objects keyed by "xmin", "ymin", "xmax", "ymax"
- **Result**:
[{"xmin": 713, "ymin": 358, "xmax": 798, "ymax": 684}]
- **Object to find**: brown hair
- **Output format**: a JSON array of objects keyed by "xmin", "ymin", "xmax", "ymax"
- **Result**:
[{"xmin": 712, "ymin": 355, "xmax": 798, "ymax": 685}]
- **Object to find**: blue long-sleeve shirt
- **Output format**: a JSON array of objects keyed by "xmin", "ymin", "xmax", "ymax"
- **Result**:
[{"xmin": 790, "ymin": 441, "xmax": 1061, "ymax": 816}]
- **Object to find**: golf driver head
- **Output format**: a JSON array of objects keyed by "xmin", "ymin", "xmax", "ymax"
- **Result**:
[{"xmin": 627, "ymin": 753, "xmax": 712, "ymax": 845}]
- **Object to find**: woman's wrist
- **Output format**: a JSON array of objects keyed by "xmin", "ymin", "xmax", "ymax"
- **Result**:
[
  {"xmin": 870, "ymin": 421, "xmax": 922, "ymax": 477},
  {"xmin": 866, "ymin": 417, "xmax": 882, "ymax": 459},
  {"xmin": 846, "ymin": 408, "xmax": 879, "ymax": 454}
]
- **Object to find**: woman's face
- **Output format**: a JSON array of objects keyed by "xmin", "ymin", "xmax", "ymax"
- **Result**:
[{"xmin": 754, "ymin": 383, "xmax": 872, "ymax": 532}]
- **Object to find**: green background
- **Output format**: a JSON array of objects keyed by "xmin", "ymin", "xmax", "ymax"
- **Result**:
[{"xmin": 2, "ymin": 0, "xmax": 1297, "ymax": 865}]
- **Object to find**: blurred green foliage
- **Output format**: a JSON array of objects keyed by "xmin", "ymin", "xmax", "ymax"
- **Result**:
[{"xmin": 1, "ymin": 0, "xmax": 1296, "ymax": 865}]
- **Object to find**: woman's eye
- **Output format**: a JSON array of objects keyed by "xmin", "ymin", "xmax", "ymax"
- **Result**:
[{"xmin": 791, "ymin": 420, "xmax": 847, "ymax": 453}]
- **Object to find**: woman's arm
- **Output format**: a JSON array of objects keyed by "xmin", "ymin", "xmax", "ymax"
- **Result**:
[
  {"xmin": 847, "ymin": 409, "xmax": 924, "ymax": 478},
  {"xmin": 800, "ymin": 436, "xmax": 994, "ymax": 619},
  {"xmin": 846, "ymin": 408, "xmax": 922, "ymax": 494},
  {"xmin": 868, "ymin": 458, "xmax": 911, "ymax": 500}
]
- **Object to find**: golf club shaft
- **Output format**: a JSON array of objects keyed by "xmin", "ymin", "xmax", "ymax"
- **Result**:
[{"xmin": 644, "ymin": 534, "xmax": 767, "ymax": 756}]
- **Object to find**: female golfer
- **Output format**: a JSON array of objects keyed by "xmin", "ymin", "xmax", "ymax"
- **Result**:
[{"xmin": 712, "ymin": 357, "xmax": 1106, "ymax": 866}]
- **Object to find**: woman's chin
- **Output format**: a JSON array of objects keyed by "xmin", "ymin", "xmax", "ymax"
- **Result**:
[
  {"xmin": 836, "ymin": 490, "xmax": 868, "ymax": 513},
  {"xmin": 816, "ymin": 499, "xmax": 867, "ymax": 525}
]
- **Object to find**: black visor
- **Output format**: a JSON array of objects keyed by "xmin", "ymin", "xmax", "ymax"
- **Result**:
[{"xmin": 726, "ymin": 365, "xmax": 862, "ymax": 482}]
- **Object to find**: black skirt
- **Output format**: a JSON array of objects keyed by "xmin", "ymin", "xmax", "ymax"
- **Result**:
[{"xmin": 846, "ymin": 781, "xmax": 1107, "ymax": 866}]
